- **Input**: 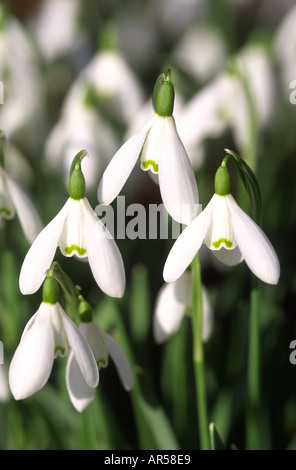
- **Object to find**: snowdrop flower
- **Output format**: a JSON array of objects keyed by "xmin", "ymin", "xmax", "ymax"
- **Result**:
[
  {"xmin": 0, "ymin": 163, "xmax": 42, "ymax": 243},
  {"xmin": 66, "ymin": 317, "xmax": 134, "ymax": 412},
  {"xmin": 19, "ymin": 150, "xmax": 125, "ymax": 298},
  {"xmin": 153, "ymin": 271, "xmax": 213, "ymax": 344},
  {"xmin": 44, "ymin": 80, "xmax": 119, "ymax": 190},
  {"xmin": 9, "ymin": 276, "xmax": 99, "ymax": 400},
  {"xmin": 30, "ymin": 0, "xmax": 85, "ymax": 62},
  {"xmin": 98, "ymin": 70, "xmax": 199, "ymax": 225},
  {"xmin": 0, "ymin": 7, "xmax": 45, "ymax": 143},
  {"xmin": 81, "ymin": 46, "xmax": 145, "ymax": 124},
  {"xmin": 164, "ymin": 164, "xmax": 280, "ymax": 285},
  {"xmin": 178, "ymin": 43, "xmax": 275, "ymax": 163},
  {"xmin": 173, "ymin": 24, "xmax": 228, "ymax": 84}
]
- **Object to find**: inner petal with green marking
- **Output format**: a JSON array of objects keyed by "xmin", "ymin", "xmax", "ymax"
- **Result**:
[
  {"xmin": 140, "ymin": 115, "xmax": 165, "ymax": 175},
  {"xmin": 205, "ymin": 194, "xmax": 237, "ymax": 251},
  {"xmin": 59, "ymin": 199, "xmax": 87, "ymax": 258}
]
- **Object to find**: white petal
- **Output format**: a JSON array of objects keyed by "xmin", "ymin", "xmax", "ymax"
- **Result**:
[
  {"xmin": 4, "ymin": 171, "xmax": 42, "ymax": 243},
  {"xmin": 158, "ymin": 116, "xmax": 199, "ymax": 225},
  {"xmin": 82, "ymin": 198, "xmax": 126, "ymax": 298},
  {"xmin": 102, "ymin": 332, "xmax": 134, "ymax": 391},
  {"xmin": 163, "ymin": 198, "xmax": 214, "ymax": 283},
  {"xmin": 65, "ymin": 351, "xmax": 96, "ymax": 412},
  {"xmin": 19, "ymin": 200, "xmax": 70, "ymax": 295},
  {"xmin": 97, "ymin": 119, "xmax": 153, "ymax": 205},
  {"xmin": 60, "ymin": 307, "xmax": 99, "ymax": 388},
  {"xmin": 9, "ymin": 304, "xmax": 55, "ymax": 400},
  {"xmin": 59, "ymin": 199, "xmax": 87, "ymax": 258},
  {"xmin": 81, "ymin": 322, "xmax": 109, "ymax": 367},
  {"xmin": 227, "ymin": 195, "xmax": 280, "ymax": 284},
  {"xmin": 153, "ymin": 271, "xmax": 191, "ymax": 343}
]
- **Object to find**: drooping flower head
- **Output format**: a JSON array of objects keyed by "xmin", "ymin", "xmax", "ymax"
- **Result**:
[
  {"xmin": 66, "ymin": 296, "xmax": 134, "ymax": 412},
  {"xmin": 19, "ymin": 150, "xmax": 125, "ymax": 298},
  {"xmin": 9, "ymin": 276, "xmax": 99, "ymax": 400},
  {"xmin": 164, "ymin": 160, "xmax": 280, "ymax": 285},
  {"xmin": 97, "ymin": 70, "xmax": 199, "ymax": 225},
  {"xmin": 153, "ymin": 271, "xmax": 213, "ymax": 344}
]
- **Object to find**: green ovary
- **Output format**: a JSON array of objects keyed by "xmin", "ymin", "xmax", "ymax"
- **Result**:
[
  {"xmin": 212, "ymin": 238, "xmax": 233, "ymax": 249},
  {"xmin": 55, "ymin": 346, "xmax": 66, "ymax": 356},
  {"xmin": 142, "ymin": 160, "xmax": 158, "ymax": 173},
  {"xmin": 0, "ymin": 207, "xmax": 12, "ymax": 217},
  {"xmin": 65, "ymin": 245, "xmax": 87, "ymax": 256}
]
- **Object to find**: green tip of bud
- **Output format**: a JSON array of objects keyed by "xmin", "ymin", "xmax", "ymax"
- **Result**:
[
  {"xmin": 69, "ymin": 150, "xmax": 88, "ymax": 200},
  {"xmin": 153, "ymin": 69, "xmax": 175, "ymax": 117},
  {"xmin": 78, "ymin": 295, "xmax": 93, "ymax": 323},
  {"xmin": 215, "ymin": 164, "xmax": 231, "ymax": 196},
  {"xmin": 42, "ymin": 276, "xmax": 59, "ymax": 305}
]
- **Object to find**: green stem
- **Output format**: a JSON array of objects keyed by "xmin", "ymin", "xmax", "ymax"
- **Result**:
[
  {"xmin": 191, "ymin": 253, "xmax": 210, "ymax": 450},
  {"xmin": 246, "ymin": 277, "xmax": 261, "ymax": 449}
]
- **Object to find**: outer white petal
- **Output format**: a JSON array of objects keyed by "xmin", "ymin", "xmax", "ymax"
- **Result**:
[
  {"xmin": 158, "ymin": 117, "xmax": 199, "ymax": 225},
  {"xmin": 60, "ymin": 307, "xmax": 99, "ymax": 388},
  {"xmin": 4, "ymin": 171, "xmax": 42, "ymax": 243},
  {"xmin": 65, "ymin": 351, "xmax": 96, "ymax": 412},
  {"xmin": 153, "ymin": 271, "xmax": 191, "ymax": 343},
  {"xmin": 19, "ymin": 200, "xmax": 71, "ymax": 295},
  {"xmin": 227, "ymin": 195, "xmax": 280, "ymax": 285},
  {"xmin": 163, "ymin": 198, "xmax": 214, "ymax": 283},
  {"xmin": 82, "ymin": 198, "xmax": 126, "ymax": 298},
  {"xmin": 97, "ymin": 119, "xmax": 153, "ymax": 205},
  {"xmin": 102, "ymin": 332, "xmax": 134, "ymax": 391},
  {"xmin": 9, "ymin": 304, "xmax": 55, "ymax": 400}
]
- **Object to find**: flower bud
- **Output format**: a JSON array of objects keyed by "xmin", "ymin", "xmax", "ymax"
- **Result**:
[
  {"xmin": 42, "ymin": 276, "xmax": 59, "ymax": 305},
  {"xmin": 78, "ymin": 296, "xmax": 93, "ymax": 323}
]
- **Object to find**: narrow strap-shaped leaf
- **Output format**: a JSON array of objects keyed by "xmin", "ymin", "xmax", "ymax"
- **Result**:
[
  {"xmin": 209, "ymin": 423, "xmax": 226, "ymax": 450},
  {"xmin": 224, "ymin": 148, "xmax": 262, "ymax": 223}
]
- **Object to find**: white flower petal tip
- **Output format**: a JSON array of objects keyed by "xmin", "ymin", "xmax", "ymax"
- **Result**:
[
  {"xmin": 227, "ymin": 196, "xmax": 280, "ymax": 285},
  {"xmin": 153, "ymin": 272, "xmax": 191, "ymax": 343},
  {"xmin": 66, "ymin": 352, "xmax": 97, "ymax": 413}
]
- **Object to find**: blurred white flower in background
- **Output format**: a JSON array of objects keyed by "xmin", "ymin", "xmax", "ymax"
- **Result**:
[
  {"xmin": 274, "ymin": 4, "xmax": 296, "ymax": 92},
  {"xmin": 44, "ymin": 80, "xmax": 119, "ymax": 190},
  {"xmin": 173, "ymin": 23, "xmax": 228, "ymax": 84},
  {"xmin": 44, "ymin": 45, "xmax": 145, "ymax": 189},
  {"xmin": 82, "ymin": 48, "xmax": 145, "ymax": 124},
  {"xmin": 153, "ymin": 271, "xmax": 213, "ymax": 344},
  {"xmin": 178, "ymin": 43, "xmax": 275, "ymax": 166},
  {"xmin": 29, "ymin": 0, "xmax": 87, "ymax": 63},
  {"xmin": 0, "ymin": 7, "xmax": 46, "ymax": 146}
]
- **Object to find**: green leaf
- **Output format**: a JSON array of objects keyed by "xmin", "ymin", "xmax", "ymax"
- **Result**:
[
  {"xmin": 209, "ymin": 422, "xmax": 226, "ymax": 450},
  {"xmin": 224, "ymin": 148, "xmax": 262, "ymax": 222}
]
